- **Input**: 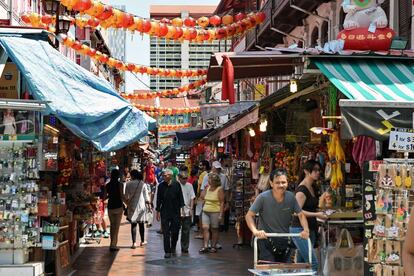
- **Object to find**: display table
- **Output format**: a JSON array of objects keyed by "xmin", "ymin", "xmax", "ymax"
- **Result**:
[{"xmin": 0, "ymin": 262, "xmax": 44, "ymax": 276}]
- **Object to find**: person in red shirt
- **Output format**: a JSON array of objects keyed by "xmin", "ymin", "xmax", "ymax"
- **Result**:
[{"xmin": 144, "ymin": 159, "xmax": 157, "ymax": 201}]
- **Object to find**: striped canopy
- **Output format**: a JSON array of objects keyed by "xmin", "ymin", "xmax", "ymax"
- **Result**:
[{"xmin": 314, "ymin": 58, "xmax": 414, "ymax": 101}]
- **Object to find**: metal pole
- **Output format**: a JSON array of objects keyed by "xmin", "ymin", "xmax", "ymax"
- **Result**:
[{"xmin": 55, "ymin": 4, "xmax": 60, "ymax": 49}]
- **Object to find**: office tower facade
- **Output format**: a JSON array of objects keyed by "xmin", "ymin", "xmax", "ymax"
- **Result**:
[{"xmin": 149, "ymin": 5, "xmax": 229, "ymax": 91}]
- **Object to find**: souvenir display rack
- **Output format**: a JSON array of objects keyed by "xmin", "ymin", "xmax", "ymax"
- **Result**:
[
  {"xmin": 364, "ymin": 160, "xmax": 413, "ymax": 276},
  {"xmin": 0, "ymin": 142, "xmax": 40, "ymax": 265},
  {"xmin": 232, "ymin": 160, "xmax": 254, "ymax": 247}
]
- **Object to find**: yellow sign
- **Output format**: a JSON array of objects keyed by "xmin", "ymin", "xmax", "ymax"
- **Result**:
[
  {"xmin": 0, "ymin": 63, "xmax": 18, "ymax": 99},
  {"xmin": 255, "ymin": 84, "xmax": 266, "ymax": 100}
]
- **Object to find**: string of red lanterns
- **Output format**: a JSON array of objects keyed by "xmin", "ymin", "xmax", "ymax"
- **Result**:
[
  {"xmin": 57, "ymin": 0, "xmax": 266, "ymax": 41},
  {"xmin": 134, "ymin": 104, "xmax": 201, "ymax": 115},
  {"xmin": 59, "ymin": 35, "xmax": 207, "ymax": 78},
  {"xmin": 121, "ymin": 78, "xmax": 207, "ymax": 99},
  {"xmin": 159, "ymin": 123, "xmax": 192, "ymax": 132}
]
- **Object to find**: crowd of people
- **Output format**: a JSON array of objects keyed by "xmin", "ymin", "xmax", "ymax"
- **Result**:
[{"xmin": 102, "ymin": 159, "xmax": 231, "ymax": 258}]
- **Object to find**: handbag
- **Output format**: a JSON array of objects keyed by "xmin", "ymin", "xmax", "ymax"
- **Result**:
[
  {"xmin": 124, "ymin": 181, "xmax": 143, "ymax": 220},
  {"xmin": 323, "ymin": 228, "xmax": 363, "ymax": 276},
  {"xmin": 145, "ymin": 208, "xmax": 154, "ymax": 228}
]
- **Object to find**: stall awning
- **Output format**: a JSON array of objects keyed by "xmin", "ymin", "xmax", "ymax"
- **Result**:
[
  {"xmin": 176, "ymin": 129, "xmax": 213, "ymax": 146},
  {"xmin": 340, "ymin": 100, "xmax": 414, "ymax": 140},
  {"xmin": 207, "ymin": 107, "xmax": 259, "ymax": 141},
  {"xmin": 314, "ymin": 58, "xmax": 414, "ymax": 101},
  {"xmin": 0, "ymin": 32, "xmax": 156, "ymax": 152},
  {"xmin": 207, "ymin": 52, "xmax": 302, "ymax": 82},
  {"xmin": 201, "ymin": 101, "xmax": 257, "ymax": 120}
]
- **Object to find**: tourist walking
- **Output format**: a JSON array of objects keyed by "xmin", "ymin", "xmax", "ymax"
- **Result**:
[
  {"xmin": 290, "ymin": 160, "xmax": 327, "ymax": 272},
  {"xmin": 199, "ymin": 173, "xmax": 224, "ymax": 254},
  {"xmin": 167, "ymin": 160, "xmax": 179, "ymax": 181},
  {"xmin": 245, "ymin": 168, "xmax": 309, "ymax": 263},
  {"xmin": 156, "ymin": 169, "xmax": 185, "ymax": 258},
  {"xmin": 124, "ymin": 170, "xmax": 151, "ymax": 249},
  {"xmin": 106, "ymin": 169, "xmax": 123, "ymax": 252},
  {"xmin": 178, "ymin": 167, "xmax": 196, "ymax": 254},
  {"xmin": 195, "ymin": 160, "xmax": 210, "ymax": 238}
]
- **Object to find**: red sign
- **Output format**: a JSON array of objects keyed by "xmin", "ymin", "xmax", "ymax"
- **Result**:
[{"xmin": 0, "ymin": 19, "xmax": 10, "ymax": 26}]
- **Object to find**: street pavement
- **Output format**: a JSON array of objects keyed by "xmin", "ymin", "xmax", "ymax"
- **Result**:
[{"xmin": 71, "ymin": 218, "xmax": 253, "ymax": 275}]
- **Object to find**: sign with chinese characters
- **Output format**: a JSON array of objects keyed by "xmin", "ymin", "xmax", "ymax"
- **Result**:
[{"xmin": 388, "ymin": 128, "xmax": 414, "ymax": 152}]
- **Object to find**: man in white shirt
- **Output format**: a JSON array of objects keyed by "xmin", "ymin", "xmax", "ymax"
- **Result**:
[{"xmin": 178, "ymin": 168, "xmax": 196, "ymax": 254}]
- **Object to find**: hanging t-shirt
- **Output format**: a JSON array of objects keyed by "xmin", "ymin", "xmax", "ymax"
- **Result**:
[{"xmin": 145, "ymin": 165, "xmax": 156, "ymax": 184}]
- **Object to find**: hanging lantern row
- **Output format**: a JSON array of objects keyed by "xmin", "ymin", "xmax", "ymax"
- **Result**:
[
  {"xmin": 122, "ymin": 78, "xmax": 207, "ymax": 99},
  {"xmin": 159, "ymin": 123, "xmax": 192, "ymax": 132},
  {"xmin": 60, "ymin": 35, "xmax": 207, "ymax": 78},
  {"xmin": 58, "ymin": 0, "xmax": 266, "ymax": 41},
  {"xmin": 145, "ymin": 110, "xmax": 200, "ymax": 117},
  {"xmin": 135, "ymin": 104, "xmax": 201, "ymax": 115}
]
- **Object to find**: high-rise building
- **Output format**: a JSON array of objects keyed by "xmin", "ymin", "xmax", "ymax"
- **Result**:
[
  {"xmin": 149, "ymin": 5, "xmax": 229, "ymax": 91},
  {"xmin": 101, "ymin": 4, "xmax": 127, "ymax": 92}
]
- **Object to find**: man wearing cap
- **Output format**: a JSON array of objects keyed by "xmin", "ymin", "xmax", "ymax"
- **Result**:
[
  {"xmin": 156, "ymin": 169, "xmax": 185, "ymax": 258},
  {"xmin": 178, "ymin": 167, "xmax": 196, "ymax": 254},
  {"xmin": 201, "ymin": 160, "xmax": 231, "ymax": 248}
]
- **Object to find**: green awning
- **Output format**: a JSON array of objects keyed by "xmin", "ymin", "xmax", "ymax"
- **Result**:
[{"xmin": 314, "ymin": 58, "xmax": 414, "ymax": 101}]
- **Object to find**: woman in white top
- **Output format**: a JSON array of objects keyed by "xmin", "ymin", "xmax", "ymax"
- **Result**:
[{"xmin": 124, "ymin": 170, "xmax": 150, "ymax": 248}]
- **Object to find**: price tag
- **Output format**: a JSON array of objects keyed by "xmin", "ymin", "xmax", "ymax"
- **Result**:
[{"xmin": 389, "ymin": 128, "xmax": 414, "ymax": 152}]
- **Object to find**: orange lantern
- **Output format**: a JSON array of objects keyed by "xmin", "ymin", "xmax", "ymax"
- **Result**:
[
  {"xmin": 149, "ymin": 21, "xmax": 160, "ymax": 36},
  {"xmin": 107, "ymin": 57, "xmax": 117, "ymax": 67},
  {"xmin": 172, "ymin": 88, "xmax": 179, "ymax": 95},
  {"xmin": 133, "ymin": 17, "xmax": 143, "ymax": 32},
  {"xmin": 146, "ymin": 67, "xmax": 153, "ymax": 74},
  {"xmin": 86, "ymin": 2, "xmax": 104, "ymax": 17},
  {"xmin": 208, "ymin": 29, "xmax": 216, "ymax": 41},
  {"xmin": 172, "ymin": 17, "xmax": 183, "ymax": 27},
  {"xmin": 255, "ymin": 12, "xmax": 266, "ymax": 24},
  {"xmin": 222, "ymin": 14, "xmax": 233, "ymax": 25},
  {"xmin": 197, "ymin": 16, "xmax": 209, "ymax": 28},
  {"xmin": 21, "ymin": 14, "xmax": 31, "ymax": 24},
  {"xmin": 184, "ymin": 17, "xmax": 196, "ymax": 27},
  {"xmin": 169, "ymin": 69, "xmax": 177, "ymax": 77},
  {"xmin": 165, "ymin": 25, "xmax": 175, "ymax": 39},
  {"xmin": 209, "ymin": 15, "xmax": 221, "ymax": 26}
]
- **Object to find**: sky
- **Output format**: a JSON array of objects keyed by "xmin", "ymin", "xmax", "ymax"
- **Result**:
[{"xmin": 109, "ymin": 0, "xmax": 220, "ymax": 92}]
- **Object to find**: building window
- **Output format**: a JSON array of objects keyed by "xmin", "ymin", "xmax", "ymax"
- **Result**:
[
  {"xmin": 399, "ymin": 0, "xmax": 412, "ymax": 48},
  {"xmin": 321, "ymin": 21, "xmax": 329, "ymax": 46},
  {"xmin": 310, "ymin": 27, "xmax": 319, "ymax": 48}
]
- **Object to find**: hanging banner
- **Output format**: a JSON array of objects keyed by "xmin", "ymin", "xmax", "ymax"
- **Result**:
[
  {"xmin": 0, "ymin": 63, "xmax": 18, "ymax": 99},
  {"xmin": 340, "ymin": 100, "xmax": 414, "ymax": 141}
]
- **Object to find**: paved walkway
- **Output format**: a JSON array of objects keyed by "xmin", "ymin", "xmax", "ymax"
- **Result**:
[{"xmin": 71, "ymin": 218, "xmax": 253, "ymax": 276}]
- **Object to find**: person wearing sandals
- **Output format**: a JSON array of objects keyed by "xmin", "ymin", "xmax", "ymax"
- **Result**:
[
  {"xmin": 246, "ymin": 168, "xmax": 310, "ymax": 263},
  {"xmin": 290, "ymin": 160, "xmax": 328, "ymax": 273},
  {"xmin": 124, "ymin": 170, "xmax": 151, "ymax": 249},
  {"xmin": 199, "ymin": 173, "xmax": 224, "ymax": 254}
]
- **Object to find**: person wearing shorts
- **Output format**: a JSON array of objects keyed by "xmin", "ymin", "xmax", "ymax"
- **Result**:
[{"xmin": 199, "ymin": 173, "xmax": 224, "ymax": 254}]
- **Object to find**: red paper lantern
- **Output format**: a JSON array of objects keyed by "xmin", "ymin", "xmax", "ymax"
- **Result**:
[
  {"xmin": 21, "ymin": 14, "xmax": 31, "ymax": 24},
  {"xmin": 209, "ymin": 15, "xmax": 221, "ymax": 26},
  {"xmin": 73, "ymin": 0, "xmax": 92, "ymax": 12},
  {"xmin": 41, "ymin": 15, "xmax": 53, "ymax": 25},
  {"xmin": 173, "ymin": 27, "xmax": 183, "ymax": 40},
  {"xmin": 87, "ymin": 2, "xmax": 104, "ymax": 17},
  {"xmin": 158, "ymin": 23, "xmax": 168, "ymax": 37},
  {"xmin": 175, "ymin": 70, "xmax": 182, "ymax": 77},
  {"xmin": 127, "ymin": 63, "xmax": 136, "ymax": 71},
  {"xmin": 72, "ymin": 41, "xmax": 82, "ymax": 50},
  {"xmin": 152, "ymin": 68, "xmax": 160, "ymax": 75},
  {"xmin": 184, "ymin": 17, "xmax": 196, "ymax": 27},
  {"xmin": 222, "ymin": 14, "xmax": 233, "ymax": 25},
  {"xmin": 338, "ymin": 28, "xmax": 395, "ymax": 51},
  {"xmin": 234, "ymin": 12, "xmax": 246, "ymax": 22},
  {"xmin": 88, "ymin": 18, "xmax": 100, "ymax": 28},
  {"xmin": 142, "ymin": 19, "xmax": 151, "ymax": 33},
  {"xmin": 98, "ymin": 54, "xmax": 109, "ymax": 63},
  {"xmin": 121, "ymin": 13, "xmax": 134, "ymax": 28},
  {"xmin": 189, "ymin": 28, "xmax": 197, "ymax": 40},
  {"xmin": 227, "ymin": 25, "xmax": 236, "ymax": 36},
  {"xmin": 87, "ymin": 48, "xmax": 96, "ymax": 57},
  {"xmin": 216, "ymin": 28, "xmax": 227, "ymax": 39},
  {"xmin": 97, "ymin": 5, "xmax": 113, "ymax": 20},
  {"xmin": 138, "ymin": 66, "xmax": 147, "ymax": 74}
]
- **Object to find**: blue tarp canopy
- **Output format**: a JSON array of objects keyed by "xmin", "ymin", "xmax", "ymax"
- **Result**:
[{"xmin": 0, "ymin": 31, "xmax": 155, "ymax": 152}]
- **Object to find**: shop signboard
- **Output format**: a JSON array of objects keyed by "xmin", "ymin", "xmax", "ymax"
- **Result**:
[
  {"xmin": 340, "ymin": 100, "xmax": 414, "ymax": 141},
  {"xmin": 388, "ymin": 128, "xmax": 414, "ymax": 152},
  {"xmin": 0, "ymin": 63, "xmax": 19, "ymax": 99}
]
